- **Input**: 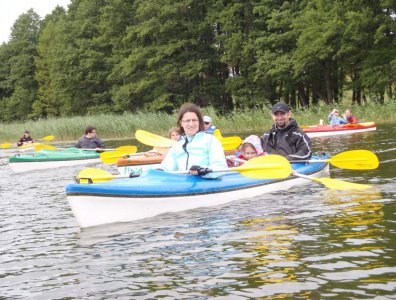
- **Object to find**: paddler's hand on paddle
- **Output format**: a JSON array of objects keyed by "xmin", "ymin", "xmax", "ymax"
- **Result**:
[{"xmin": 189, "ymin": 165, "xmax": 211, "ymax": 176}]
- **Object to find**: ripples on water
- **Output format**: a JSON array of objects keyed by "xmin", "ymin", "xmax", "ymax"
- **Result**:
[{"xmin": 0, "ymin": 126, "xmax": 395, "ymax": 298}]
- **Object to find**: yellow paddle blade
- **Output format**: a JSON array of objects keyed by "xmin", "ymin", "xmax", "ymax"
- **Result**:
[
  {"xmin": 100, "ymin": 150, "xmax": 133, "ymax": 164},
  {"xmin": 1, "ymin": 143, "xmax": 13, "ymax": 149},
  {"xmin": 220, "ymin": 136, "xmax": 242, "ymax": 151},
  {"xmin": 115, "ymin": 145, "xmax": 137, "ymax": 153},
  {"xmin": 77, "ymin": 168, "xmax": 115, "ymax": 183},
  {"xmin": 135, "ymin": 130, "xmax": 177, "ymax": 148},
  {"xmin": 329, "ymin": 150, "xmax": 379, "ymax": 170},
  {"xmin": 313, "ymin": 177, "xmax": 372, "ymax": 190},
  {"xmin": 41, "ymin": 135, "xmax": 55, "ymax": 141},
  {"xmin": 213, "ymin": 129, "xmax": 223, "ymax": 139},
  {"xmin": 34, "ymin": 144, "xmax": 57, "ymax": 151},
  {"xmin": 232, "ymin": 154, "xmax": 292, "ymax": 179}
]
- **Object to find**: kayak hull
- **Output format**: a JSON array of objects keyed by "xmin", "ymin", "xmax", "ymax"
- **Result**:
[
  {"xmin": 303, "ymin": 122, "xmax": 376, "ymax": 138},
  {"xmin": 66, "ymin": 158, "xmax": 328, "ymax": 228},
  {"xmin": 9, "ymin": 148, "xmax": 100, "ymax": 173}
]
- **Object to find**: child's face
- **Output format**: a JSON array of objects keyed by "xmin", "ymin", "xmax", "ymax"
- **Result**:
[
  {"xmin": 243, "ymin": 145, "xmax": 258, "ymax": 160},
  {"xmin": 170, "ymin": 131, "xmax": 181, "ymax": 141}
]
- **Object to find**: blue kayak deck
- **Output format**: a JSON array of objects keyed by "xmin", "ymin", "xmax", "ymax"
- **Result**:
[{"xmin": 66, "ymin": 158, "xmax": 328, "ymax": 197}]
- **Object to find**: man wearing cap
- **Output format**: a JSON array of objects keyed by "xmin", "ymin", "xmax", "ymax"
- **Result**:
[
  {"xmin": 203, "ymin": 115, "xmax": 222, "ymax": 138},
  {"xmin": 17, "ymin": 130, "xmax": 34, "ymax": 146},
  {"xmin": 261, "ymin": 102, "xmax": 312, "ymax": 161}
]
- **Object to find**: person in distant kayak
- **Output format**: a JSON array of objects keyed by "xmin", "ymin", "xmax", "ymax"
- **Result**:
[
  {"xmin": 261, "ymin": 103, "xmax": 312, "ymax": 161},
  {"xmin": 161, "ymin": 103, "xmax": 227, "ymax": 178},
  {"xmin": 227, "ymin": 135, "xmax": 265, "ymax": 166},
  {"xmin": 17, "ymin": 130, "xmax": 34, "ymax": 146},
  {"xmin": 203, "ymin": 115, "xmax": 222, "ymax": 138},
  {"xmin": 328, "ymin": 109, "xmax": 348, "ymax": 126},
  {"xmin": 75, "ymin": 126, "xmax": 105, "ymax": 151},
  {"xmin": 343, "ymin": 108, "xmax": 358, "ymax": 123}
]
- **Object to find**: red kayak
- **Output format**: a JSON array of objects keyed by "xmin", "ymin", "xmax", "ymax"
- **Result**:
[{"xmin": 303, "ymin": 122, "xmax": 376, "ymax": 137}]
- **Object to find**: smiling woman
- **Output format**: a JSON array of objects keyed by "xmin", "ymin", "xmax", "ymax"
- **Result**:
[{"xmin": 160, "ymin": 103, "xmax": 228, "ymax": 178}]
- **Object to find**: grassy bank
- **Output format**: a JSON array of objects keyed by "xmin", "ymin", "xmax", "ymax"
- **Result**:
[{"xmin": 1, "ymin": 100, "xmax": 395, "ymax": 143}]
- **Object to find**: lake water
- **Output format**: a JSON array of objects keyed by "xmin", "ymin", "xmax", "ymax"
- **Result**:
[{"xmin": 0, "ymin": 125, "xmax": 395, "ymax": 299}]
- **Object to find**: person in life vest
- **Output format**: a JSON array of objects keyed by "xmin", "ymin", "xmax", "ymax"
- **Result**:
[
  {"xmin": 343, "ymin": 108, "xmax": 358, "ymax": 123},
  {"xmin": 203, "ymin": 115, "xmax": 222, "ymax": 138},
  {"xmin": 17, "ymin": 130, "xmax": 34, "ymax": 146},
  {"xmin": 262, "ymin": 102, "xmax": 312, "ymax": 161},
  {"xmin": 227, "ymin": 135, "xmax": 265, "ymax": 167}
]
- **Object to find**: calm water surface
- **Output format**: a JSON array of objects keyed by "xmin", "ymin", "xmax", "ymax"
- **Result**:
[{"xmin": 0, "ymin": 125, "xmax": 395, "ymax": 299}]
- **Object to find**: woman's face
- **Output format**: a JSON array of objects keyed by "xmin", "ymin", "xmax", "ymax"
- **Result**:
[
  {"xmin": 170, "ymin": 131, "xmax": 181, "ymax": 141},
  {"xmin": 181, "ymin": 112, "xmax": 200, "ymax": 137}
]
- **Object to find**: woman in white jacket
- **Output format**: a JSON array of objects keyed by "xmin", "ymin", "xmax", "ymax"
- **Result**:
[{"xmin": 160, "ymin": 103, "xmax": 227, "ymax": 178}]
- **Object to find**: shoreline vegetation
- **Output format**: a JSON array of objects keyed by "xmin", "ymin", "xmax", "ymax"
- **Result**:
[{"xmin": 1, "ymin": 101, "xmax": 395, "ymax": 144}]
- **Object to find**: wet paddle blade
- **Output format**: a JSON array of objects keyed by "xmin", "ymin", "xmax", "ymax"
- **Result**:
[
  {"xmin": 313, "ymin": 177, "xmax": 372, "ymax": 190},
  {"xmin": 115, "ymin": 145, "xmax": 137, "ymax": 153},
  {"xmin": 34, "ymin": 144, "xmax": 57, "ymax": 151},
  {"xmin": 41, "ymin": 135, "xmax": 55, "ymax": 141},
  {"xmin": 77, "ymin": 168, "xmax": 115, "ymax": 183},
  {"xmin": 135, "ymin": 130, "xmax": 177, "ymax": 148},
  {"xmin": 330, "ymin": 150, "xmax": 379, "ymax": 170},
  {"xmin": 232, "ymin": 155, "xmax": 292, "ymax": 179},
  {"xmin": 100, "ymin": 150, "xmax": 133, "ymax": 164},
  {"xmin": 1, "ymin": 143, "xmax": 13, "ymax": 149},
  {"xmin": 219, "ymin": 136, "xmax": 242, "ymax": 151}
]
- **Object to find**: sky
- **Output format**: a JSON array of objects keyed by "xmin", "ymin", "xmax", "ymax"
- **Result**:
[{"xmin": 0, "ymin": 0, "xmax": 71, "ymax": 44}]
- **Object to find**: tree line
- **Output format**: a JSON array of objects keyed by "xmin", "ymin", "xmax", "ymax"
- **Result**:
[{"xmin": 0, "ymin": 0, "xmax": 395, "ymax": 122}]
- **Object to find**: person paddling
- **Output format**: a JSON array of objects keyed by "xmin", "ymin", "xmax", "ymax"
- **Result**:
[
  {"xmin": 75, "ymin": 126, "xmax": 105, "ymax": 151},
  {"xmin": 160, "ymin": 103, "xmax": 227, "ymax": 178},
  {"xmin": 261, "ymin": 103, "xmax": 312, "ymax": 161},
  {"xmin": 17, "ymin": 130, "xmax": 34, "ymax": 146}
]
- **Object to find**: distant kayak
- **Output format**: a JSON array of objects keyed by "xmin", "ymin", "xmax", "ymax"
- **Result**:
[
  {"xmin": 9, "ymin": 148, "xmax": 101, "ymax": 173},
  {"xmin": 117, "ymin": 152, "xmax": 164, "ymax": 175},
  {"xmin": 303, "ymin": 122, "xmax": 376, "ymax": 138}
]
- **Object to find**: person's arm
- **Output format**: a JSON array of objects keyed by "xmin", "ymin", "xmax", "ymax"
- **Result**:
[
  {"xmin": 160, "ymin": 146, "xmax": 178, "ymax": 171},
  {"xmin": 287, "ymin": 131, "xmax": 312, "ymax": 161},
  {"xmin": 201, "ymin": 136, "xmax": 227, "ymax": 179}
]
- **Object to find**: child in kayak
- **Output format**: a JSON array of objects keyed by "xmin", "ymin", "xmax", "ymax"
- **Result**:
[
  {"xmin": 328, "ymin": 109, "xmax": 348, "ymax": 126},
  {"xmin": 227, "ymin": 135, "xmax": 265, "ymax": 166}
]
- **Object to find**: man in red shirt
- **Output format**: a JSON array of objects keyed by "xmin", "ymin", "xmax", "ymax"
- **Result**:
[{"xmin": 343, "ymin": 109, "xmax": 358, "ymax": 123}]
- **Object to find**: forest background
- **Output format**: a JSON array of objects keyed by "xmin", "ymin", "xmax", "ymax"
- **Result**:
[{"xmin": 0, "ymin": 0, "xmax": 395, "ymax": 141}]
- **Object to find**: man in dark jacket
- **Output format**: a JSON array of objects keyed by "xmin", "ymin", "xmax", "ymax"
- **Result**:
[
  {"xmin": 261, "ymin": 103, "xmax": 312, "ymax": 161},
  {"xmin": 75, "ymin": 126, "xmax": 105, "ymax": 151}
]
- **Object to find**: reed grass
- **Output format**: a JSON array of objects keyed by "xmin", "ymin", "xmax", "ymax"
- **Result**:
[{"xmin": 1, "ymin": 100, "xmax": 395, "ymax": 143}]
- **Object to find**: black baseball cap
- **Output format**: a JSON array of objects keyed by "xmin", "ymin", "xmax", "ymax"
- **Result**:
[{"xmin": 272, "ymin": 103, "xmax": 290, "ymax": 114}]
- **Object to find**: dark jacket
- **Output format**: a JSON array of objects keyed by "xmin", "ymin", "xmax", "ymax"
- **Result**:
[
  {"xmin": 75, "ymin": 136, "xmax": 104, "ymax": 149},
  {"xmin": 261, "ymin": 118, "xmax": 312, "ymax": 161}
]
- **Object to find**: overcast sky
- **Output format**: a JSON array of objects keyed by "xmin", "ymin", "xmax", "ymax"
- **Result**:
[{"xmin": 0, "ymin": 0, "xmax": 71, "ymax": 44}]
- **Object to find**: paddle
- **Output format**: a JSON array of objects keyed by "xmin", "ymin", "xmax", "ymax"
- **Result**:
[
  {"xmin": 233, "ymin": 157, "xmax": 371, "ymax": 190},
  {"xmin": 34, "ymin": 144, "xmax": 137, "ymax": 152},
  {"xmin": 293, "ymin": 172, "xmax": 372, "ymax": 190},
  {"xmin": 77, "ymin": 154, "xmax": 292, "ymax": 183},
  {"xmin": 1, "ymin": 135, "xmax": 55, "ymax": 149},
  {"xmin": 100, "ymin": 146, "xmax": 138, "ymax": 164},
  {"xmin": 289, "ymin": 150, "xmax": 379, "ymax": 170},
  {"xmin": 135, "ymin": 129, "xmax": 242, "ymax": 151}
]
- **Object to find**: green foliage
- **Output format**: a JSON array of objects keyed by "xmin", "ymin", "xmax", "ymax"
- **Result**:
[{"xmin": 0, "ymin": 0, "xmax": 394, "ymax": 123}]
